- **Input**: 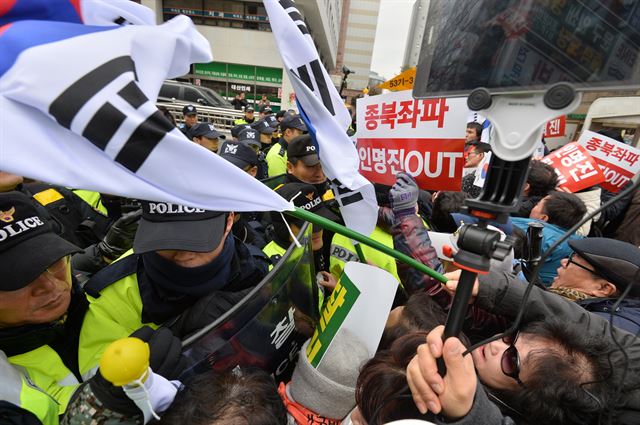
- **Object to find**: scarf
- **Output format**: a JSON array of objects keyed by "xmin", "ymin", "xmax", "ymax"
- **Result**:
[
  {"xmin": 548, "ymin": 286, "xmax": 593, "ymax": 302},
  {"xmin": 139, "ymin": 236, "xmax": 235, "ymax": 323}
]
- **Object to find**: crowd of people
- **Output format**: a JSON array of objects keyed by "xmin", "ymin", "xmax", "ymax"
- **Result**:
[{"xmin": 1, "ymin": 104, "xmax": 640, "ymax": 425}]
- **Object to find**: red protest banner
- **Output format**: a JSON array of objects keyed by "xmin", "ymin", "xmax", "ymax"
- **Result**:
[
  {"xmin": 357, "ymin": 138, "xmax": 465, "ymax": 191},
  {"xmin": 544, "ymin": 115, "xmax": 566, "ymax": 138},
  {"xmin": 541, "ymin": 142, "xmax": 605, "ymax": 193},
  {"xmin": 357, "ymin": 91, "xmax": 467, "ymax": 191},
  {"xmin": 577, "ymin": 130, "xmax": 640, "ymax": 193}
]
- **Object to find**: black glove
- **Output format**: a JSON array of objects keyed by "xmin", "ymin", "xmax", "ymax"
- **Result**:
[
  {"xmin": 168, "ymin": 288, "xmax": 251, "ymax": 338},
  {"xmin": 97, "ymin": 209, "xmax": 142, "ymax": 261},
  {"xmin": 130, "ymin": 326, "xmax": 185, "ymax": 380}
]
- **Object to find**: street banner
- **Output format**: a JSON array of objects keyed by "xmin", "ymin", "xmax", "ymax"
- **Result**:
[
  {"xmin": 307, "ymin": 262, "xmax": 398, "ymax": 368},
  {"xmin": 577, "ymin": 130, "xmax": 640, "ymax": 193},
  {"xmin": 376, "ymin": 67, "xmax": 416, "ymax": 91},
  {"xmin": 544, "ymin": 115, "xmax": 566, "ymax": 138},
  {"xmin": 180, "ymin": 224, "xmax": 319, "ymax": 382},
  {"xmin": 356, "ymin": 90, "xmax": 467, "ymax": 191},
  {"xmin": 541, "ymin": 142, "xmax": 605, "ymax": 193},
  {"xmin": 0, "ymin": 0, "xmax": 292, "ymax": 213}
]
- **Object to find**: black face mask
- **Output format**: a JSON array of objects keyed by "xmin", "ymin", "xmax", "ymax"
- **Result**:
[{"xmin": 138, "ymin": 236, "xmax": 235, "ymax": 324}]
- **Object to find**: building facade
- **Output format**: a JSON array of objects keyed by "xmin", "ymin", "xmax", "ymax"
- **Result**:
[
  {"xmin": 402, "ymin": 0, "xmax": 429, "ymax": 71},
  {"xmin": 141, "ymin": 0, "xmax": 344, "ymax": 111},
  {"xmin": 340, "ymin": 0, "xmax": 381, "ymax": 93}
]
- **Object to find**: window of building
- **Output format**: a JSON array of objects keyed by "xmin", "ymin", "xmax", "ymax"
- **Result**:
[{"xmin": 162, "ymin": 0, "xmax": 270, "ymax": 31}]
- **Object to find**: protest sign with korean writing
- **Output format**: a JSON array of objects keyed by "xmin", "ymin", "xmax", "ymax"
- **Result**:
[
  {"xmin": 577, "ymin": 130, "xmax": 640, "ymax": 193},
  {"xmin": 307, "ymin": 262, "xmax": 397, "ymax": 368},
  {"xmin": 545, "ymin": 115, "xmax": 566, "ymax": 138},
  {"xmin": 356, "ymin": 90, "xmax": 467, "ymax": 191},
  {"xmin": 541, "ymin": 142, "xmax": 605, "ymax": 192}
]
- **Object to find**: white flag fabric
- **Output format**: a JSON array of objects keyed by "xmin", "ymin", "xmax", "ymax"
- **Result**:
[
  {"xmin": 295, "ymin": 77, "xmax": 379, "ymax": 237},
  {"xmin": 263, "ymin": 0, "xmax": 352, "ymax": 131},
  {"xmin": 0, "ymin": 3, "xmax": 291, "ymax": 213},
  {"xmin": 264, "ymin": 0, "xmax": 378, "ymax": 236}
]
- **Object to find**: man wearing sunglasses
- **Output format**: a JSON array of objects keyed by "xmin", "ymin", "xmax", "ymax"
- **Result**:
[{"xmin": 406, "ymin": 267, "xmax": 640, "ymax": 425}]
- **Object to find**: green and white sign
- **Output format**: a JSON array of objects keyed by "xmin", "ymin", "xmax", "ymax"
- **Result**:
[
  {"xmin": 194, "ymin": 62, "xmax": 283, "ymax": 85},
  {"xmin": 306, "ymin": 262, "xmax": 398, "ymax": 368}
]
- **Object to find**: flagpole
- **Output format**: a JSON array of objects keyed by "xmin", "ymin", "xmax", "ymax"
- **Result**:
[{"xmin": 287, "ymin": 207, "xmax": 447, "ymax": 283}]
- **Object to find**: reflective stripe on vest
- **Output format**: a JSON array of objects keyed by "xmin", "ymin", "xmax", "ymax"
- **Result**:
[
  {"xmin": 8, "ymin": 346, "xmax": 78, "ymax": 419},
  {"xmin": 73, "ymin": 189, "xmax": 108, "ymax": 216},
  {"xmin": 329, "ymin": 226, "xmax": 400, "ymax": 282}
]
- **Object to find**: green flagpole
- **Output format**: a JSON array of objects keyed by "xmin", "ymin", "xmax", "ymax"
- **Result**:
[{"xmin": 287, "ymin": 207, "xmax": 447, "ymax": 283}]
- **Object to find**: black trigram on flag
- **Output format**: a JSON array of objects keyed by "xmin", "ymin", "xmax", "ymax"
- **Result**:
[
  {"xmin": 291, "ymin": 59, "xmax": 335, "ymax": 116},
  {"xmin": 49, "ymin": 56, "xmax": 174, "ymax": 173},
  {"xmin": 278, "ymin": 0, "xmax": 309, "ymax": 36},
  {"xmin": 330, "ymin": 179, "xmax": 364, "ymax": 207},
  {"xmin": 278, "ymin": 0, "xmax": 336, "ymax": 116}
]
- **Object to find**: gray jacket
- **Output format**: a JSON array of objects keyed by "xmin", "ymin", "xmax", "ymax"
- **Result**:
[{"xmin": 449, "ymin": 271, "xmax": 640, "ymax": 424}]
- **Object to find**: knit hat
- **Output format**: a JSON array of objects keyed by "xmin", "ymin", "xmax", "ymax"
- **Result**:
[{"xmin": 290, "ymin": 330, "xmax": 369, "ymax": 419}]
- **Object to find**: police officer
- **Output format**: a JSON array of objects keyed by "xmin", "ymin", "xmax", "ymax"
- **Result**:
[
  {"xmin": 234, "ymin": 106, "xmax": 256, "ymax": 125},
  {"xmin": 188, "ymin": 122, "xmax": 226, "ymax": 153},
  {"xmin": 284, "ymin": 135, "xmax": 333, "ymax": 199},
  {"xmin": 236, "ymin": 127, "xmax": 268, "ymax": 179},
  {"xmin": 263, "ymin": 183, "xmax": 338, "ymax": 289},
  {"xmin": 219, "ymin": 141, "xmax": 267, "ymax": 248},
  {"xmin": 79, "ymin": 201, "xmax": 269, "ymax": 376},
  {"xmin": 178, "ymin": 104, "xmax": 198, "ymax": 136},
  {"xmin": 266, "ymin": 114, "xmax": 307, "ymax": 177},
  {"xmin": 0, "ymin": 171, "xmax": 140, "ymax": 279},
  {"xmin": 0, "ymin": 192, "xmax": 177, "ymax": 424},
  {"xmin": 258, "ymin": 105, "xmax": 272, "ymax": 119},
  {"xmin": 230, "ymin": 123, "xmax": 252, "ymax": 141}
]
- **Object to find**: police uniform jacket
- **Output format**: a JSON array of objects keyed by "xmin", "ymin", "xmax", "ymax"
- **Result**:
[{"xmin": 78, "ymin": 237, "xmax": 269, "ymax": 377}]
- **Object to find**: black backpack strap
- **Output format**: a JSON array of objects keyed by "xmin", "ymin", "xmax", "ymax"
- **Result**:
[{"xmin": 83, "ymin": 254, "xmax": 138, "ymax": 298}]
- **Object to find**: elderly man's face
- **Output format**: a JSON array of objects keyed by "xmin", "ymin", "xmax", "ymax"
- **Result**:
[{"xmin": 0, "ymin": 256, "xmax": 72, "ymax": 328}]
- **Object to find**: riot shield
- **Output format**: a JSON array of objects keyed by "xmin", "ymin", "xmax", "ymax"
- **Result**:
[{"xmin": 179, "ymin": 222, "xmax": 319, "ymax": 381}]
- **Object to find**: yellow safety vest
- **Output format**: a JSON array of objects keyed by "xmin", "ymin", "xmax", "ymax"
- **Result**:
[
  {"xmin": 265, "ymin": 142, "xmax": 288, "ymax": 177},
  {"xmin": 78, "ymin": 250, "xmax": 158, "ymax": 378},
  {"xmin": 8, "ymin": 345, "xmax": 79, "ymax": 420},
  {"xmin": 329, "ymin": 226, "xmax": 400, "ymax": 282},
  {"xmin": 72, "ymin": 189, "xmax": 108, "ymax": 216}
]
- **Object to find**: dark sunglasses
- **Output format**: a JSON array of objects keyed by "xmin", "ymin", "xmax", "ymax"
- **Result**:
[{"xmin": 501, "ymin": 332, "xmax": 525, "ymax": 387}]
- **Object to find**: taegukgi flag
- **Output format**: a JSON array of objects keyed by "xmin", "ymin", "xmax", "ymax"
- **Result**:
[
  {"xmin": 264, "ymin": 0, "xmax": 378, "ymax": 237},
  {"xmin": 0, "ymin": 0, "xmax": 292, "ymax": 213}
]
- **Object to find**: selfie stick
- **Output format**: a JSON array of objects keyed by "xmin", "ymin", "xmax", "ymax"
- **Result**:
[{"xmin": 441, "ymin": 83, "xmax": 582, "ymax": 341}]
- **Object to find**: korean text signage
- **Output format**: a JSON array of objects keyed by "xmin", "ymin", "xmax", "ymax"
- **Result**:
[
  {"xmin": 356, "ymin": 91, "xmax": 467, "ymax": 191},
  {"xmin": 541, "ymin": 142, "xmax": 605, "ymax": 193},
  {"xmin": 306, "ymin": 271, "xmax": 360, "ymax": 368},
  {"xmin": 376, "ymin": 67, "xmax": 416, "ymax": 91},
  {"xmin": 577, "ymin": 130, "xmax": 640, "ymax": 193},
  {"xmin": 544, "ymin": 115, "xmax": 566, "ymax": 138},
  {"xmin": 194, "ymin": 62, "xmax": 283, "ymax": 85}
]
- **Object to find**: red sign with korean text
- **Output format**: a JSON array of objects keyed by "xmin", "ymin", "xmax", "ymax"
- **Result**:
[
  {"xmin": 541, "ymin": 143, "xmax": 605, "ymax": 193},
  {"xmin": 357, "ymin": 138, "xmax": 465, "ymax": 190},
  {"xmin": 577, "ymin": 130, "xmax": 640, "ymax": 193},
  {"xmin": 356, "ymin": 91, "xmax": 467, "ymax": 191},
  {"xmin": 544, "ymin": 115, "xmax": 566, "ymax": 138}
]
